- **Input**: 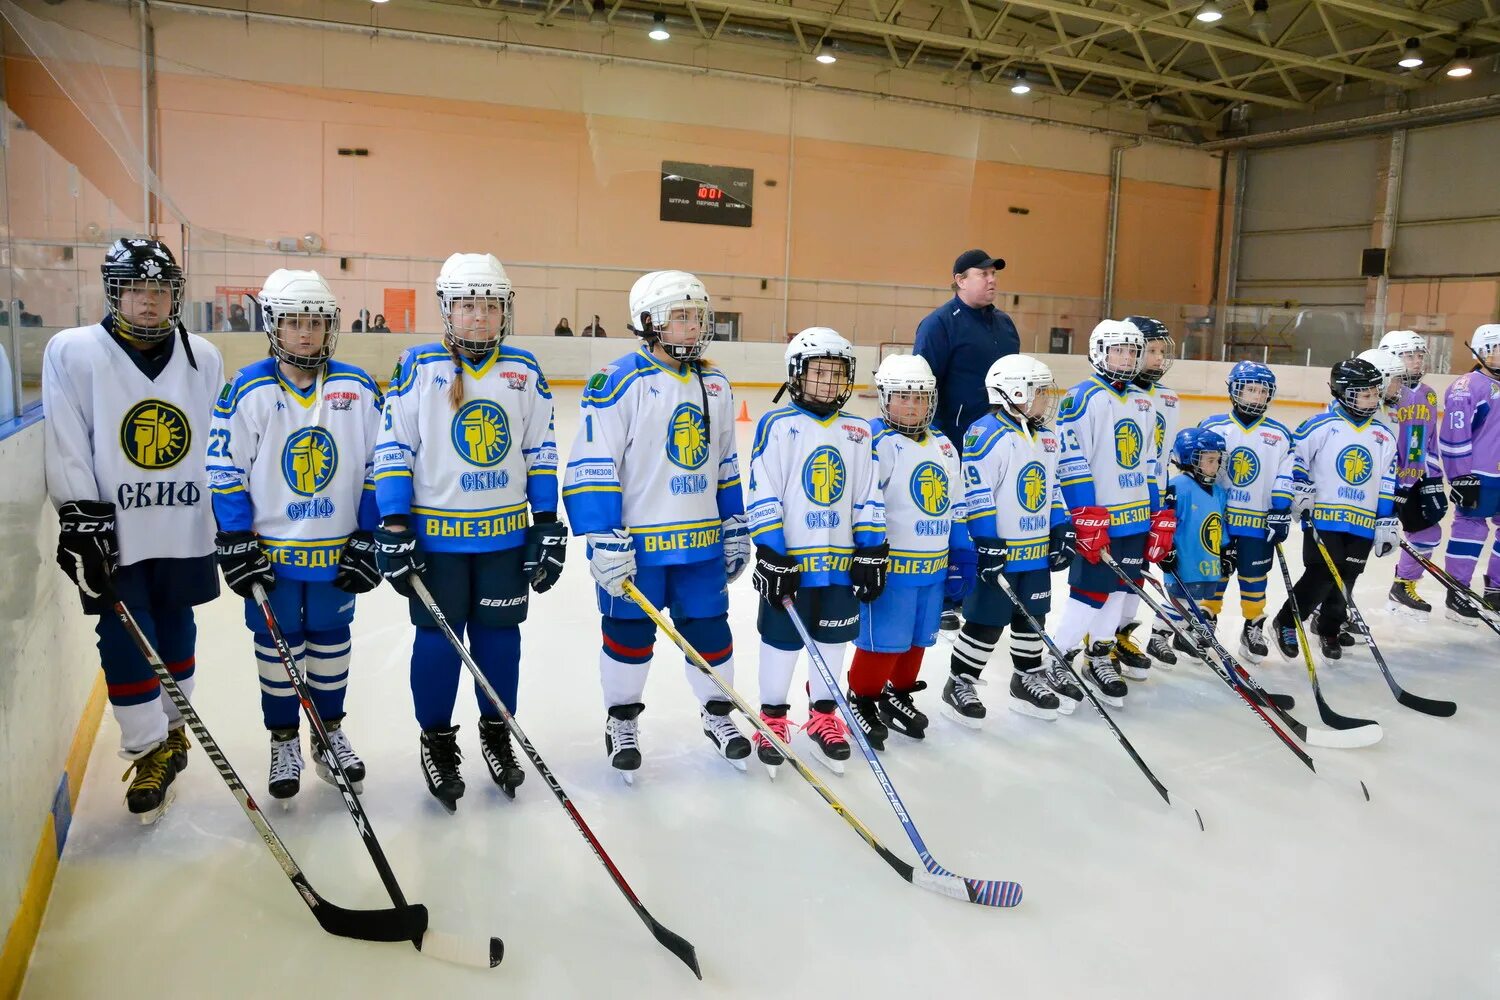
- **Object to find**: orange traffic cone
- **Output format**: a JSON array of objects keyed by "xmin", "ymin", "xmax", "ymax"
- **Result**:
[{"xmin": 736, "ymin": 401, "xmax": 750, "ymax": 423}]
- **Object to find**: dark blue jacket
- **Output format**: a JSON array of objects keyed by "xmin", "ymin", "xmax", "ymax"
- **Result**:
[{"xmin": 913, "ymin": 296, "xmax": 1021, "ymax": 446}]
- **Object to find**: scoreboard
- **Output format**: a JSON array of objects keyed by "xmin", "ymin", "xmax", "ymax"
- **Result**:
[{"xmin": 660, "ymin": 161, "xmax": 753, "ymax": 227}]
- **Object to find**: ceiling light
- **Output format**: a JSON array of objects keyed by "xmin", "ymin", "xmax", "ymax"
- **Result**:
[
  {"xmin": 1146, "ymin": 97, "xmax": 1166, "ymax": 118},
  {"xmin": 1447, "ymin": 46, "xmax": 1473, "ymax": 77},
  {"xmin": 1011, "ymin": 69, "xmax": 1031, "ymax": 94},
  {"xmin": 1195, "ymin": 2, "xmax": 1223, "ymax": 23},
  {"xmin": 648, "ymin": 13, "xmax": 670, "ymax": 40},
  {"xmin": 1249, "ymin": 0, "xmax": 1269, "ymax": 30},
  {"xmin": 1397, "ymin": 37, "xmax": 1423, "ymax": 68},
  {"xmin": 815, "ymin": 40, "xmax": 836, "ymax": 64}
]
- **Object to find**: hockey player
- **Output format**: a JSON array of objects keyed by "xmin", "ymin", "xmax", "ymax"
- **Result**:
[
  {"xmin": 1377, "ymin": 332, "xmax": 1449, "ymax": 618},
  {"xmin": 844, "ymin": 354, "xmax": 964, "ymax": 746},
  {"xmin": 562, "ymin": 270, "xmax": 749, "ymax": 779},
  {"xmin": 944, "ymin": 355, "xmax": 1078, "ymax": 723},
  {"xmin": 44, "ymin": 237, "xmax": 224, "ymax": 821},
  {"xmin": 749, "ymin": 328, "xmax": 886, "ymax": 771},
  {"xmin": 1438, "ymin": 324, "xmax": 1500, "ymax": 619},
  {"xmin": 372, "ymin": 253, "xmax": 567, "ymax": 811},
  {"xmin": 208, "ymin": 270, "xmax": 381, "ymax": 799},
  {"xmin": 1192, "ymin": 362, "xmax": 1295, "ymax": 665},
  {"xmin": 1049, "ymin": 320, "xmax": 1174, "ymax": 708},
  {"xmin": 1156, "ymin": 428, "xmax": 1235, "ymax": 660},
  {"xmin": 1272, "ymin": 359, "xmax": 1399, "ymax": 663}
]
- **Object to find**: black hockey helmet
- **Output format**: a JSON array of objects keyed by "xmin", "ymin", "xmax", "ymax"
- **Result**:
[
  {"xmin": 1124, "ymin": 315, "xmax": 1173, "ymax": 385},
  {"xmin": 1329, "ymin": 357, "xmax": 1383, "ymax": 421},
  {"xmin": 101, "ymin": 237, "xmax": 185, "ymax": 344}
]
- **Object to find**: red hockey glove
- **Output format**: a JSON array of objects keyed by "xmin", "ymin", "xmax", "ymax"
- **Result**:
[
  {"xmin": 1146, "ymin": 507, "xmax": 1178, "ymax": 565},
  {"xmin": 1069, "ymin": 506, "xmax": 1111, "ymax": 565}
]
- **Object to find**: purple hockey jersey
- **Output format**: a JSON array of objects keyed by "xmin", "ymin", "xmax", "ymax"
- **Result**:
[
  {"xmin": 1439, "ymin": 370, "xmax": 1500, "ymax": 482},
  {"xmin": 1389, "ymin": 382, "xmax": 1443, "ymax": 488}
]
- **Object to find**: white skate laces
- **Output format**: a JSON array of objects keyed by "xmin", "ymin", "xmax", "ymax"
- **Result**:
[
  {"xmin": 607, "ymin": 714, "xmax": 640, "ymax": 755},
  {"xmin": 270, "ymin": 737, "xmax": 303, "ymax": 784}
]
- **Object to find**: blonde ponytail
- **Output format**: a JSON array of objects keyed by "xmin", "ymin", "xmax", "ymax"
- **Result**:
[{"xmin": 448, "ymin": 346, "xmax": 465, "ymax": 411}]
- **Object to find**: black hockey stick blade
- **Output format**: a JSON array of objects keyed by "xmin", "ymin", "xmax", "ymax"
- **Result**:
[
  {"xmin": 646, "ymin": 916, "xmax": 703, "ymax": 979},
  {"xmin": 1396, "ymin": 689, "xmax": 1457, "ymax": 717},
  {"xmin": 303, "ymin": 884, "xmax": 430, "ymax": 943}
]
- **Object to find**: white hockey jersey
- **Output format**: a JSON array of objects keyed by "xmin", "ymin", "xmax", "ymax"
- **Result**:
[
  {"xmin": 374, "ymin": 343, "xmax": 558, "ymax": 553},
  {"xmin": 1197, "ymin": 412, "xmax": 1296, "ymax": 539},
  {"xmin": 1292, "ymin": 405, "xmax": 1397, "ymax": 539},
  {"xmin": 871, "ymin": 419, "xmax": 966, "ymax": 587},
  {"xmin": 562, "ymin": 346, "xmax": 743, "ymax": 566},
  {"xmin": 208, "ymin": 358, "xmax": 383, "ymax": 581},
  {"xmin": 961, "ymin": 409, "xmax": 1066, "ymax": 572},
  {"xmin": 1056, "ymin": 374, "xmax": 1160, "ymax": 537},
  {"xmin": 748, "ymin": 404, "xmax": 884, "ymax": 587},
  {"xmin": 1144, "ymin": 382, "xmax": 1181, "ymax": 493},
  {"xmin": 43, "ymin": 322, "xmax": 223, "ymax": 566}
]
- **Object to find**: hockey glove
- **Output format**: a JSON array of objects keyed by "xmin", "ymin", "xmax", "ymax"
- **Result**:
[
  {"xmin": 1398, "ymin": 476, "xmax": 1448, "ymax": 532},
  {"xmin": 55, "ymin": 499, "xmax": 118, "ymax": 601},
  {"xmin": 1160, "ymin": 544, "xmax": 1178, "ymax": 572},
  {"xmin": 1146, "ymin": 507, "xmax": 1178, "ymax": 565},
  {"xmin": 333, "ymin": 530, "xmax": 381, "ymax": 594},
  {"xmin": 1373, "ymin": 516, "xmax": 1400, "ymax": 559},
  {"xmin": 1048, "ymin": 522, "xmax": 1076, "ymax": 572},
  {"xmin": 753, "ymin": 546, "xmax": 800, "ymax": 605},
  {"xmin": 850, "ymin": 543, "xmax": 890, "ymax": 603},
  {"xmin": 972, "ymin": 536, "xmax": 1008, "ymax": 586},
  {"xmin": 1449, "ymin": 473, "xmax": 1481, "ymax": 512},
  {"xmin": 587, "ymin": 529, "xmax": 635, "ymax": 598},
  {"xmin": 1292, "ymin": 478, "xmax": 1316, "ymax": 518},
  {"xmin": 374, "ymin": 518, "xmax": 426, "ymax": 598},
  {"xmin": 945, "ymin": 545, "xmax": 977, "ymax": 603},
  {"xmin": 216, "ymin": 529, "xmax": 276, "ymax": 600},
  {"xmin": 1220, "ymin": 538, "xmax": 1238, "ymax": 578},
  {"xmin": 722, "ymin": 514, "xmax": 752, "ymax": 584},
  {"xmin": 1069, "ymin": 506, "xmax": 1112, "ymax": 565},
  {"xmin": 523, "ymin": 518, "xmax": 569, "ymax": 594},
  {"xmin": 1265, "ymin": 506, "xmax": 1292, "ymax": 546}
]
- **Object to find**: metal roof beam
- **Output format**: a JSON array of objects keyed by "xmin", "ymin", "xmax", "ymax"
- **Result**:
[{"xmin": 1315, "ymin": 0, "xmax": 1500, "ymax": 43}]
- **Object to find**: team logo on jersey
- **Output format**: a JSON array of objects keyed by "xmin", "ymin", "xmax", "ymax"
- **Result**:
[
  {"xmin": 1201, "ymin": 511, "xmax": 1225, "ymax": 556},
  {"xmin": 120, "ymin": 399, "xmax": 191, "ymax": 470},
  {"xmin": 666, "ymin": 403, "xmax": 710, "ymax": 470},
  {"xmin": 282, "ymin": 427, "xmax": 338, "ymax": 497},
  {"xmin": 1336, "ymin": 445, "xmax": 1374, "ymax": 485},
  {"xmin": 1154, "ymin": 413, "xmax": 1167, "ymax": 458},
  {"xmin": 1016, "ymin": 462, "xmax": 1048, "ymax": 513},
  {"xmin": 451, "ymin": 400, "xmax": 511, "ymax": 467},
  {"xmin": 1113, "ymin": 420, "xmax": 1144, "ymax": 470},
  {"xmin": 1228, "ymin": 447, "xmax": 1260, "ymax": 487},
  {"xmin": 802, "ymin": 446, "xmax": 847, "ymax": 507},
  {"xmin": 910, "ymin": 462, "xmax": 950, "ymax": 517}
]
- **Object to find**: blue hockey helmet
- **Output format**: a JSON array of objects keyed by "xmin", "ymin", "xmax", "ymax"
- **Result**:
[
  {"xmin": 1226, "ymin": 361, "xmax": 1277, "ymax": 416},
  {"xmin": 1173, "ymin": 427, "xmax": 1227, "ymax": 484}
]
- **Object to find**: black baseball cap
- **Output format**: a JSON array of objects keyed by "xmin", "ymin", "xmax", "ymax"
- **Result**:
[{"xmin": 953, "ymin": 249, "xmax": 1006, "ymax": 275}]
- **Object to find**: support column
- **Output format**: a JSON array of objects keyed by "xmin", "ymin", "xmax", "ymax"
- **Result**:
[{"xmin": 1365, "ymin": 129, "xmax": 1405, "ymax": 345}]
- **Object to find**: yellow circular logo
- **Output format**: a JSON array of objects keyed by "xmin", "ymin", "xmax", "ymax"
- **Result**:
[
  {"xmin": 451, "ymin": 400, "xmax": 511, "ymax": 468},
  {"xmin": 120, "ymin": 399, "xmax": 191, "ymax": 470}
]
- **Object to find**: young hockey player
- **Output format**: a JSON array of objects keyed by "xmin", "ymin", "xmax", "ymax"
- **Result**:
[
  {"xmin": 844, "ymin": 354, "xmax": 965, "ymax": 746},
  {"xmin": 1377, "ymin": 332, "xmax": 1449, "ymax": 618},
  {"xmin": 44, "ymin": 237, "xmax": 224, "ymax": 821},
  {"xmin": 1156, "ymin": 428, "xmax": 1236, "ymax": 660},
  {"xmin": 749, "ymin": 328, "xmax": 886, "ymax": 771},
  {"xmin": 562, "ymin": 270, "xmax": 749, "ymax": 780},
  {"xmin": 1272, "ymin": 359, "xmax": 1399, "ymax": 663},
  {"xmin": 944, "ymin": 355, "xmax": 1078, "ymax": 723},
  {"xmin": 1049, "ymin": 320, "xmax": 1174, "ymax": 709},
  {"xmin": 1439, "ymin": 324, "xmax": 1500, "ymax": 618},
  {"xmin": 208, "ymin": 270, "xmax": 382, "ymax": 799},
  {"xmin": 372, "ymin": 253, "xmax": 567, "ymax": 811},
  {"xmin": 1191, "ymin": 362, "xmax": 1295, "ymax": 665}
]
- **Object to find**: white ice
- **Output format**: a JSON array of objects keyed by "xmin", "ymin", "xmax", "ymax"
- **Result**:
[{"xmin": 20, "ymin": 389, "xmax": 1500, "ymax": 999}]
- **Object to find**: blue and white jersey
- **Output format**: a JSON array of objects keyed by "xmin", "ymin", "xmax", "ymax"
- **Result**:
[
  {"xmin": 374, "ymin": 342, "xmax": 558, "ymax": 553},
  {"xmin": 1198, "ymin": 411, "xmax": 1296, "ymax": 539},
  {"xmin": 562, "ymin": 346, "xmax": 743, "ymax": 567},
  {"xmin": 1056, "ymin": 374, "xmax": 1160, "ymax": 537},
  {"xmin": 1144, "ymin": 382, "xmax": 1181, "ymax": 493},
  {"xmin": 748, "ymin": 404, "xmax": 884, "ymax": 587},
  {"xmin": 961, "ymin": 410, "xmax": 1067, "ymax": 572},
  {"xmin": 1168, "ymin": 472, "xmax": 1230, "ymax": 584},
  {"xmin": 1292, "ymin": 404, "xmax": 1398, "ymax": 539},
  {"xmin": 208, "ymin": 359, "xmax": 382, "ymax": 581},
  {"xmin": 871, "ymin": 419, "xmax": 966, "ymax": 587}
]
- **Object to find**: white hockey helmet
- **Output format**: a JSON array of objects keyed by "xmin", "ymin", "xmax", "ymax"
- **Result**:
[
  {"xmin": 1470, "ymin": 323, "xmax": 1500, "ymax": 374},
  {"xmin": 1088, "ymin": 319, "xmax": 1146, "ymax": 383},
  {"xmin": 436, "ymin": 252, "xmax": 513, "ymax": 356},
  {"xmin": 1377, "ymin": 329, "xmax": 1427, "ymax": 387},
  {"xmin": 874, "ymin": 353, "xmax": 937, "ymax": 434},
  {"xmin": 783, "ymin": 327, "xmax": 856, "ymax": 416},
  {"xmin": 985, "ymin": 354, "xmax": 1058, "ymax": 427},
  {"xmin": 628, "ymin": 269, "xmax": 713, "ymax": 363},
  {"xmin": 1357, "ymin": 347, "xmax": 1405, "ymax": 404},
  {"xmin": 259, "ymin": 269, "xmax": 340, "ymax": 371}
]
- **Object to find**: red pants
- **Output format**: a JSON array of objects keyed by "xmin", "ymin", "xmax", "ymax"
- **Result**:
[{"xmin": 847, "ymin": 646, "xmax": 926, "ymax": 698}]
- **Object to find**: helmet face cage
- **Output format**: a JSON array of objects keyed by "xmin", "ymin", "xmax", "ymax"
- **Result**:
[
  {"xmin": 1091, "ymin": 334, "xmax": 1144, "ymax": 383},
  {"xmin": 1470, "ymin": 328, "xmax": 1500, "ymax": 373},
  {"xmin": 441, "ymin": 290, "xmax": 514, "ymax": 356},
  {"xmin": 1228, "ymin": 374, "xmax": 1276, "ymax": 416},
  {"xmin": 1178, "ymin": 442, "xmax": 1224, "ymax": 485},
  {"xmin": 266, "ymin": 303, "xmax": 341, "ymax": 371},
  {"xmin": 102, "ymin": 238, "xmax": 185, "ymax": 344},
  {"xmin": 878, "ymin": 379, "xmax": 937, "ymax": 434},
  {"xmin": 1331, "ymin": 361, "xmax": 1383, "ymax": 421},
  {"xmin": 790, "ymin": 353, "xmax": 855, "ymax": 415},
  {"xmin": 1384, "ymin": 336, "xmax": 1428, "ymax": 387},
  {"xmin": 1126, "ymin": 317, "xmax": 1174, "ymax": 384},
  {"xmin": 643, "ymin": 299, "xmax": 714, "ymax": 363},
  {"xmin": 996, "ymin": 377, "xmax": 1059, "ymax": 428}
]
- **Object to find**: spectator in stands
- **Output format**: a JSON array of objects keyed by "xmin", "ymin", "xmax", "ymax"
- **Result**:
[
  {"xmin": 16, "ymin": 300, "xmax": 42, "ymax": 327},
  {"xmin": 583, "ymin": 314, "xmax": 606, "ymax": 338},
  {"xmin": 370, "ymin": 313, "xmax": 391, "ymax": 332},
  {"xmin": 554, "ymin": 317, "xmax": 573, "ymax": 337},
  {"xmin": 228, "ymin": 303, "xmax": 251, "ymax": 331},
  {"xmin": 213, "ymin": 306, "xmax": 228, "ymax": 332}
]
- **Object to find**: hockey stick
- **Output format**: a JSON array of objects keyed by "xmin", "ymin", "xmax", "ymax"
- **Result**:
[
  {"xmin": 778, "ymin": 595, "xmax": 1026, "ymax": 904},
  {"xmin": 1148, "ymin": 573, "xmax": 1380, "ymax": 752},
  {"xmin": 1306, "ymin": 522, "xmax": 1457, "ymax": 718},
  {"xmin": 250, "ymin": 584, "xmax": 503, "ymax": 968},
  {"xmin": 986, "ymin": 571, "xmax": 1200, "ymax": 828},
  {"xmin": 622, "ymin": 582, "xmax": 1021, "ymax": 908},
  {"xmin": 1398, "ymin": 538, "xmax": 1500, "ymax": 636},
  {"xmin": 408, "ymin": 577, "xmax": 702, "ymax": 979},
  {"xmin": 110, "ymin": 599, "xmax": 429, "ymax": 947}
]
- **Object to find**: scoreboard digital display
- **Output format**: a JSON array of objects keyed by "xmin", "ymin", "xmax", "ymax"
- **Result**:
[{"xmin": 660, "ymin": 161, "xmax": 753, "ymax": 227}]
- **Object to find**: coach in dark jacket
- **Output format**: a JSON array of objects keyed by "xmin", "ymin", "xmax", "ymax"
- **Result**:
[{"xmin": 914, "ymin": 249, "xmax": 1021, "ymax": 446}]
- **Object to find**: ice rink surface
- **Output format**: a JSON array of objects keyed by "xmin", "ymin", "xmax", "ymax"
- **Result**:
[{"xmin": 20, "ymin": 387, "xmax": 1500, "ymax": 1000}]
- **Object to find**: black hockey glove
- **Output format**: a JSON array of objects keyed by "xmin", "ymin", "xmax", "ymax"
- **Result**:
[
  {"xmin": 1450, "ymin": 473, "xmax": 1482, "ymax": 511},
  {"xmin": 1220, "ymin": 538, "xmax": 1238, "ymax": 578},
  {"xmin": 1047, "ymin": 522, "xmax": 1076, "ymax": 572},
  {"xmin": 1264, "ymin": 507, "xmax": 1292, "ymax": 546},
  {"xmin": 753, "ymin": 546, "xmax": 800, "ymax": 605},
  {"xmin": 216, "ymin": 529, "xmax": 276, "ymax": 600},
  {"xmin": 1160, "ymin": 543, "xmax": 1178, "ymax": 572},
  {"xmin": 374, "ymin": 518, "xmax": 426, "ymax": 598},
  {"xmin": 850, "ymin": 543, "xmax": 890, "ymax": 603},
  {"xmin": 1401, "ymin": 475, "xmax": 1449, "ymax": 532},
  {"xmin": 333, "ymin": 530, "xmax": 381, "ymax": 594},
  {"xmin": 55, "ymin": 500, "xmax": 118, "ymax": 601},
  {"xmin": 973, "ymin": 536, "xmax": 1008, "ymax": 586},
  {"xmin": 523, "ymin": 517, "xmax": 568, "ymax": 594}
]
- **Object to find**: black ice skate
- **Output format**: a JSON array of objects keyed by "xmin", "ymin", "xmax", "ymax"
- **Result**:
[
  {"xmin": 312, "ymin": 718, "xmax": 365, "ymax": 793},
  {"xmin": 1387, "ymin": 579, "xmax": 1431, "ymax": 619},
  {"xmin": 1082, "ymin": 642, "xmax": 1127, "ymax": 708},
  {"xmin": 1485, "ymin": 586, "xmax": 1500, "ymax": 612},
  {"xmin": 753, "ymin": 704, "xmax": 792, "ymax": 778},
  {"xmin": 1446, "ymin": 589, "xmax": 1484, "ymax": 626},
  {"xmin": 479, "ymin": 717, "xmax": 525, "ymax": 798},
  {"xmin": 1146, "ymin": 626, "xmax": 1178, "ymax": 668},
  {"xmin": 1045, "ymin": 660, "xmax": 1083, "ymax": 715},
  {"xmin": 845, "ymin": 689, "xmax": 888, "ymax": 751},
  {"xmin": 1113, "ymin": 623, "xmax": 1152, "ymax": 680},
  {"xmin": 605, "ymin": 702, "xmax": 644, "ymax": 783},
  {"xmin": 941, "ymin": 671, "xmax": 987, "ymax": 728},
  {"xmin": 165, "ymin": 724, "xmax": 190, "ymax": 774},
  {"xmin": 268, "ymin": 728, "xmax": 303, "ymax": 801},
  {"xmin": 1008, "ymin": 669, "xmax": 1059, "ymax": 721},
  {"xmin": 797, "ymin": 700, "xmax": 851, "ymax": 776},
  {"xmin": 420, "ymin": 725, "xmax": 465, "ymax": 812},
  {"xmin": 1239, "ymin": 616, "xmax": 1270, "ymax": 663},
  {"xmin": 700, "ymin": 700, "xmax": 751, "ymax": 770},
  {"xmin": 879, "ymin": 682, "xmax": 930, "ymax": 740},
  {"xmin": 1171, "ymin": 629, "xmax": 1205, "ymax": 663},
  {"xmin": 1317, "ymin": 631, "xmax": 1343, "ymax": 664},
  {"xmin": 123, "ymin": 741, "xmax": 178, "ymax": 824}
]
